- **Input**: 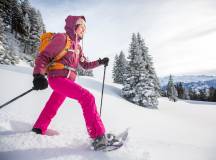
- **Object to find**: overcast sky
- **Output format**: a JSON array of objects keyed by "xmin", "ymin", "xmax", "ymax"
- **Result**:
[{"xmin": 30, "ymin": 0, "xmax": 216, "ymax": 81}]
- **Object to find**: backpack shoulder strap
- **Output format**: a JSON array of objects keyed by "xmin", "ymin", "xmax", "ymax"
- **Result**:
[
  {"xmin": 54, "ymin": 34, "xmax": 71, "ymax": 61},
  {"xmin": 39, "ymin": 32, "xmax": 55, "ymax": 53}
]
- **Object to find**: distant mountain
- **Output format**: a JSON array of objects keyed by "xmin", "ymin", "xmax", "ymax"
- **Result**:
[
  {"xmin": 160, "ymin": 75, "xmax": 216, "ymax": 87},
  {"xmin": 160, "ymin": 75, "xmax": 216, "ymax": 93},
  {"xmin": 183, "ymin": 79, "xmax": 216, "ymax": 91}
]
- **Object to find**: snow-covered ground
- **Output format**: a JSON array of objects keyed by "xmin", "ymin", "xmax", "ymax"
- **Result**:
[{"xmin": 0, "ymin": 64, "xmax": 216, "ymax": 160}]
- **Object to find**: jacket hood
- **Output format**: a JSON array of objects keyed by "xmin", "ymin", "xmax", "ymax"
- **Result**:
[{"xmin": 64, "ymin": 15, "xmax": 86, "ymax": 42}]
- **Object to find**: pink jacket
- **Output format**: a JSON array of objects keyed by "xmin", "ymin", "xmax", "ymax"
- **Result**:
[{"xmin": 33, "ymin": 16, "xmax": 101, "ymax": 81}]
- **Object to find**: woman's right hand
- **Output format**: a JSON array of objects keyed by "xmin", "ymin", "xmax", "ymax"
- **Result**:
[
  {"xmin": 98, "ymin": 57, "xmax": 109, "ymax": 66},
  {"xmin": 33, "ymin": 74, "xmax": 48, "ymax": 90}
]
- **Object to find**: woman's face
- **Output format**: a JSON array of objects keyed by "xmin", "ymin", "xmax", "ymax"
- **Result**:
[{"xmin": 75, "ymin": 24, "xmax": 86, "ymax": 39}]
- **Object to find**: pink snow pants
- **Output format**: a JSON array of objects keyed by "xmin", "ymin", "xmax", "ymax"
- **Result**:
[{"xmin": 33, "ymin": 77, "xmax": 105, "ymax": 139}]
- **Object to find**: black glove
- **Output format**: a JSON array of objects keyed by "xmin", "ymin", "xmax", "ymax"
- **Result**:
[
  {"xmin": 98, "ymin": 57, "xmax": 109, "ymax": 66},
  {"xmin": 33, "ymin": 74, "xmax": 48, "ymax": 90}
]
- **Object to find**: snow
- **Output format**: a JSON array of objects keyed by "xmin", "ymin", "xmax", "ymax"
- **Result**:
[
  {"xmin": 0, "ymin": 64, "xmax": 216, "ymax": 160},
  {"xmin": 0, "ymin": 44, "xmax": 4, "ymax": 50},
  {"xmin": 16, "ymin": 60, "xmax": 33, "ymax": 68}
]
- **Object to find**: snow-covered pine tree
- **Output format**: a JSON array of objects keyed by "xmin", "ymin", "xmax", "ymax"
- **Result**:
[
  {"xmin": 176, "ymin": 82, "xmax": 184, "ymax": 99},
  {"xmin": 29, "ymin": 7, "xmax": 43, "ymax": 55},
  {"xmin": 77, "ymin": 57, "xmax": 94, "ymax": 77},
  {"xmin": 198, "ymin": 88, "xmax": 208, "ymax": 101},
  {"xmin": 183, "ymin": 88, "xmax": 190, "ymax": 100},
  {"xmin": 137, "ymin": 33, "xmax": 161, "ymax": 97},
  {"xmin": 77, "ymin": 65, "xmax": 94, "ymax": 77},
  {"xmin": 133, "ymin": 33, "xmax": 159, "ymax": 108},
  {"xmin": 0, "ymin": 17, "xmax": 4, "ymax": 42},
  {"xmin": 21, "ymin": 0, "xmax": 31, "ymax": 15},
  {"xmin": 112, "ymin": 54, "xmax": 119, "ymax": 83},
  {"xmin": 212, "ymin": 88, "xmax": 216, "ymax": 102},
  {"xmin": 21, "ymin": 0, "xmax": 31, "ymax": 54},
  {"xmin": 112, "ymin": 51, "xmax": 127, "ymax": 84},
  {"xmin": 77, "ymin": 64, "xmax": 85, "ymax": 76},
  {"xmin": 208, "ymin": 87, "xmax": 216, "ymax": 102},
  {"xmin": 122, "ymin": 33, "xmax": 159, "ymax": 108},
  {"xmin": 11, "ymin": 0, "xmax": 24, "ymax": 37},
  {"xmin": 189, "ymin": 88, "xmax": 198, "ymax": 100},
  {"xmin": 0, "ymin": 17, "xmax": 7, "ymax": 63},
  {"xmin": 0, "ymin": 16, "xmax": 14, "ymax": 65},
  {"xmin": 37, "ymin": 10, "xmax": 46, "ymax": 33},
  {"xmin": 121, "ymin": 33, "xmax": 138, "ymax": 100},
  {"xmin": 117, "ymin": 51, "xmax": 127, "ymax": 84},
  {"xmin": 0, "ymin": 0, "xmax": 12, "ymax": 28},
  {"xmin": 86, "ymin": 70, "xmax": 93, "ymax": 77},
  {"xmin": 0, "ymin": 0, "xmax": 45, "ymax": 66},
  {"xmin": 167, "ymin": 75, "xmax": 178, "ymax": 102}
]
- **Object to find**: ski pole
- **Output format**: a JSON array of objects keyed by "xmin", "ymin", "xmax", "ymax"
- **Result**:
[
  {"xmin": 99, "ymin": 65, "xmax": 107, "ymax": 116},
  {"xmin": 0, "ymin": 88, "xmax": 34, "ymax": 109}
]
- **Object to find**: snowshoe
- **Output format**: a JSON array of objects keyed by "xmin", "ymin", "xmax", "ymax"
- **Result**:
[
  {"xmin": 92, "ymin": 135, "xmax": 108, "ymax": 151},
  {"xmin": 92, "ymin": 129, "xmax": 129, "ymax": 152}
]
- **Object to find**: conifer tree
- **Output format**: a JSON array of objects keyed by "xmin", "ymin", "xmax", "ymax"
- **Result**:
[
  {"xmin": 112, "ymin": 51, "xmax": 127, "ymax": 84},
  {"xmin": 21, "ymin": 0, "xmax": 31, "ymax": 53},
  {"xmin": 198, "ymin": 88, "xmax": 208, "ymax": 101},
  {"xmin": 208, "ymin": 87, "xmax": 215, "ymax": 102},
  {"xmin": 37, "ymin": 10, "xmax": 46, "ymax": 33},
  {"xmin": 0, "ymin": 0, "xmax": 45, "ymax": 65},
  {"xmin": 29, "ymin": 7, "xmax": 44, "ymax": 55},
  {"xmin": 0, "ymin": 16, "xmax": 14, "ymax": 64},
  {"xmin": 167, "ymin": 75, "xmax": 178, "ymax": 102},
  {"xmin": 117, "ymin": 51, "xmax": 127, "ymax": 84},
  {"xmin": 137, "ymin": 33, "xmax": 161, "ymax": 97},
  {"xmin": 21, "ymin": 0, "xmax": 31, "ymax": 15},
  {"xmin": 176, "ymin": 82, "xmax": 184, "ymax": 99},
  {"xmin": 112, "ymin": 54, "xmax": 119, "ymax": 83},
  {"xmin": 0, "ymin": 17, "xmax": 7, "ymax": 62},
  {"xmin": 11, "ymin": 0, "xmax": 24, "ymax": 37},
  {"xmin": 121, "ymin": 33, "xmax": 138, "ymax": 100},
  {"xmin": 213, "ymin": 88, "xmax": 216, "ymax": 102},
  {"xmin": 0, "ymin": 0, "xmax": 12, "ymax": 27},
  {"xmin": 183, "ymin": 88, "xmax": 190, "ymax": 100},
  {"xmin": 122, "ymin": 33, "xmax": 159, "ymax": 108},
  {"xmin": 77, "ymin": 57, "xmax": 94, "ymax": 77}
]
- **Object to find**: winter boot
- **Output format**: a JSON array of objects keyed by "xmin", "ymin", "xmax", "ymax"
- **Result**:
[
  {"xmin": 32, "ymin": 128, "xmax": 42, "ymax": 134},
  {"xmin": 92, "ymin": 135, "xmax": 108, "ymax": 151}
]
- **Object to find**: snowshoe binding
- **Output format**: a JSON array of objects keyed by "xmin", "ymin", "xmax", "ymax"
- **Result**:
[{"xmin": 92, "ymin": 130, "xmax": 128, "ymax": 152}]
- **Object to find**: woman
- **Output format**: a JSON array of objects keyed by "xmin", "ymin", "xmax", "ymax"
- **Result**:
[{"xmin": 32, "ymin": 15, "xmax": 109, "ymax": 150}]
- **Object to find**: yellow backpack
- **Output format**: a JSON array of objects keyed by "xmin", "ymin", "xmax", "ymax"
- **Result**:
[{"xmin": 38, "ymin": 32, "xmax": 71, "ymax": 72}]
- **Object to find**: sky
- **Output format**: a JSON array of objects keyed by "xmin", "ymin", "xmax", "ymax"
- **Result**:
[{"xmin": 30, "ymin": 0, "xmax": 216, "ymax": 81}]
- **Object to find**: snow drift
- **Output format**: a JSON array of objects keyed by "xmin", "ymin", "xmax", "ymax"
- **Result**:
[{"xmin": 0, "ymin": 64, "xmax": 216, "ymax": 160}]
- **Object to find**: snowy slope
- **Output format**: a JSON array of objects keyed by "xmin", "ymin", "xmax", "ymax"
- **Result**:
[{"xmin": 0, "ymin": 64, "xmax": 216, "ymax": 160}]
